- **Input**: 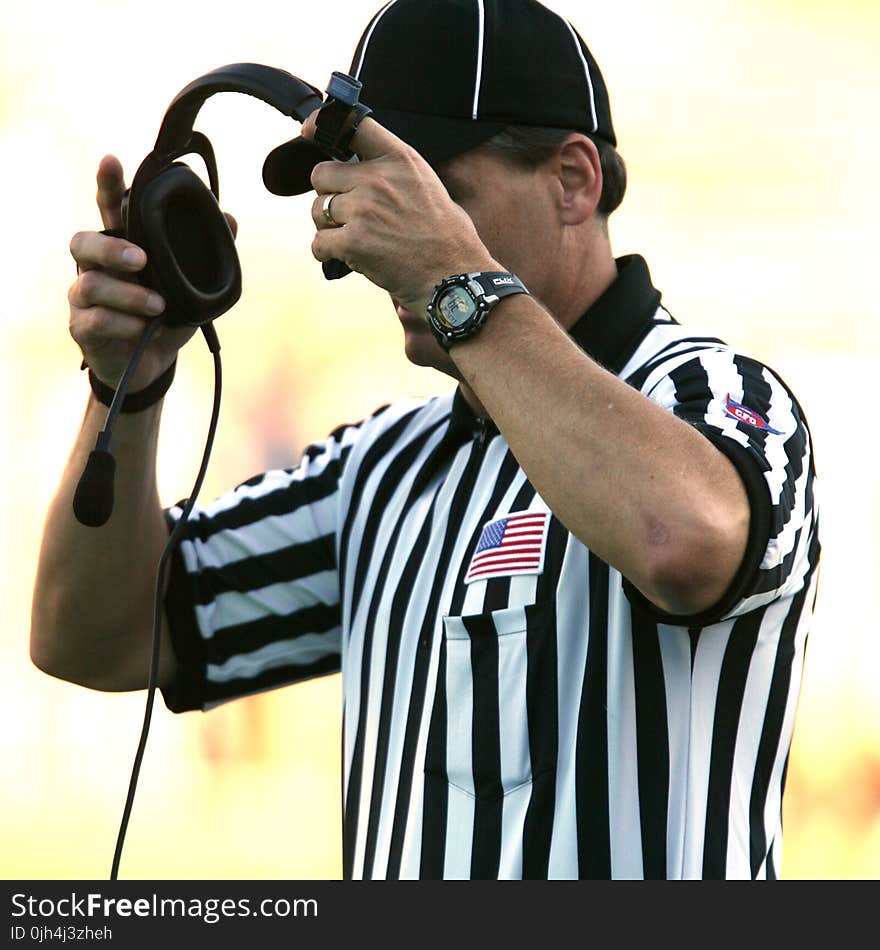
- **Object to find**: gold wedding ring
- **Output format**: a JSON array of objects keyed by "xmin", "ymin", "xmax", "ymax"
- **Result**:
[{"xmin": 321, "ymin": 193, "xmax": 339, "ymax": 225}]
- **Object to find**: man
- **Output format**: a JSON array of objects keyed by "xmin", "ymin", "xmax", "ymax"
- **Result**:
[{"xmin": 31, "ymin": 0, "xmax": 820, "ymax": 879}]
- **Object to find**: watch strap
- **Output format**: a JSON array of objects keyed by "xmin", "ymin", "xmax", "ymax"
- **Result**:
[{"xmin": 467, "ymin": 271, "xmax": 529, "ymax": 303}]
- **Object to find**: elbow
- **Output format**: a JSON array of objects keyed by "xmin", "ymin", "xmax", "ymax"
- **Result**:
[
  {"xmin": 29, "ymin": 604, "xmax": 57, "ymax": 677},
  {"xmin": 29, "ymin": 603, "xmax": 106, "ymax": 690},
  {"xmin": 30, "ymin": 595, "xmax": 165, "ymax": 693},
  {"xmin": 644, "ymin": 556, "xmax": 729, "ymax": 617},
  {"xmin": 29, "ymin": 630, "xmax": 118, "ymax": 692},
  {"xmin": 29, "ymin": 638, "xmax": 73, "ymax": 688},
  {"xmin": 639, "ymin": 506, "xmax": 750, "ymax": 617},
  {"xmin": 29, "ymin": 574, "xmax": 70, "ymax": 681},
  {"xmin": 29, "ymin": 608, "xmax": 73, "ymax": 684}
]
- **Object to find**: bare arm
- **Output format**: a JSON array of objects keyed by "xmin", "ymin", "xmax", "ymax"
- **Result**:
[
  {"xmin": 30, "ymin": 395, "xmax": 177, "ymax": 692},
  {"xmin": 305, "ymin": 117, "xmax": 751, "ymax": 617},
  {"xmin": 446, "ymin": 296, "xmax": 750, "ymax": 616},
  {"xmin": 30, "ymin": 155, "xmax": 210, "ymax": 692}
]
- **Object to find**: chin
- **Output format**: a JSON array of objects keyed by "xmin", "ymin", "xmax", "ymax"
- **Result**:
[{"xmin": 403, "ymin": 328, "xmax": 460, "ymax": 377}]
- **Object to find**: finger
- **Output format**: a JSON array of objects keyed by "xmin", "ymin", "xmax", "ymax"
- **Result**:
[
  {"xmin": 301, "ymin": 110, "xmax": 403, "ymax": 163},
  {"xmin": 346, "ymin": 115, "xmax": 408, "ymax": 162},
  {"xmin": 311, "ymin": 192, "xmax": 346, "ymax": 229},
  {"xmin": 70, "ymin": 306, "xmax": 166, "ymax": 352},
  {"xmin": 299, "ymin": 108, "xmax": 321, "ymax": 141},
  {"xmin": 310, "ymin": 159, "xmax": 361, "ymax": 197},
  {"xmin": 70, "ymin": 269, "xmax": 165, "ymax": 318},
  {"xmin": 224, "ymin": 212, "xmax": 238, "ymax": 240},
  {"xmin": 311, "ymin": 227, "xmax": 349, "ymax": 267},
  {"xmin": 70, "ymin": 230, "xmax": 147, "ymax": 274},
  {"xmin": 96, "ymin": 154, "xmax": 127, "ymax": 231}
]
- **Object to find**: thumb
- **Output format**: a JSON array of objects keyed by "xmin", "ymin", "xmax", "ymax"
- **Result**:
[
  {"xmin": 299, "ymin": 107, "xmax": 321, "ymax": 141},
  {"xmin": 96, "ymin": 154, "xmax": 126, "ymax": 231},
  {"xmin": 301, "ymin": 108, "xmax": 404, "ymax": 162}
]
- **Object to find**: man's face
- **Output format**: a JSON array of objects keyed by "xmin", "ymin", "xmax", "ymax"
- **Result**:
[{"xmin": 391, "ymin": 146, "xmax": 555, "ymax": 376}]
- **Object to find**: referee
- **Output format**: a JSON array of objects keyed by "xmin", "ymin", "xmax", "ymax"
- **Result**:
[{"xmin": 32, "ymin": 0, "xmax": 820, "ymax": 879}]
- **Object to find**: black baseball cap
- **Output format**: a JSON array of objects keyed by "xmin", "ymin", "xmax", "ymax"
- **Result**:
[{"xmin": 263, "ymin": 0, "xmax": 616, "ymax": 196}]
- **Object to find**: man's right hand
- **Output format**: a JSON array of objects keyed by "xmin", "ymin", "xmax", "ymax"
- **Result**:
[
  {"xmin": 30, "ymin": 153, "xmax": 220, "ymax": 694},
  {"xmin": 68, "ymin": 155, "xmax": 236, "ymax": 391}
]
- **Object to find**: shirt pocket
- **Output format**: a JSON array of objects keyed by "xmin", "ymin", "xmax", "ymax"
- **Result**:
[{"xmin": 424, "ymin": 600, "xmax": 556, "ymax": 801}]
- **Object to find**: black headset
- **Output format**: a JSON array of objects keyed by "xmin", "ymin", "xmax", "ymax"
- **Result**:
[
  {"xmin": 72, "ymin": 64, "xmax": 372, "ymax": 878},
  {"xmin": 121, "ymin": 63, "xmax": 325, "ymax": 328},
  {"xmin": 74, "ymin": 62, "xmax": 370, "ymax": 530}
]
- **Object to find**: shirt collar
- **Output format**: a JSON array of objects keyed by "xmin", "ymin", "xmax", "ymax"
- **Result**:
[
  {"xmin": 567, "ymin": 253, "xmax": 662, "ymax": 374},
  {"xmin": 449, "ymin": 254, "xmax": 663, "ymax": 438}
]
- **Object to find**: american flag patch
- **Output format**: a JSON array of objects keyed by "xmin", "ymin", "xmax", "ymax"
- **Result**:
[{"xmin": 464, "ymin": 511, "xmax": 550, "ymax": 584}]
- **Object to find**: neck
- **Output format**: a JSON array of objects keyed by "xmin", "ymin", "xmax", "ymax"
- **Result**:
[
  {"xmin": 459, "ymin": 235, "xmax": 619, "ymax": 419},
  {"xmin": 549, "ymin": 230, "xmax": 619, "ymax": 330}
]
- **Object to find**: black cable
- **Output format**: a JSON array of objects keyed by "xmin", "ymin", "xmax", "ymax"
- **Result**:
[
  {"xmin": 74, "ymin": 321, "xmax": 172, "ymax": 529},
  {"xmin": 110, "ymin": 322, "xmax": 222, "ymax": 880},
  {"xmin": 99, "ymin": 319, "xmax": 164, "ymax": 453}
]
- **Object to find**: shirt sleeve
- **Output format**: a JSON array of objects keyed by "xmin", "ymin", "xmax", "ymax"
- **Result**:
[
  {"xmin": 622, "ymin": 346, "xmax": 819, "ymax": 626},
  {"xmin": 160, "ymin": 417, "xmax": 366, "ymax": 712}
]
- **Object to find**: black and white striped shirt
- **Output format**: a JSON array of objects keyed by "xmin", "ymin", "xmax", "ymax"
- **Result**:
[{"xmin": 163, "ymin": 255, "xmax": 820, "ymax": 879}]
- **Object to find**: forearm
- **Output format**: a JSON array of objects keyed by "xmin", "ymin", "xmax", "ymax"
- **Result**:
[
  {"xmin": 302, "ymin": 114, "xmax": 751, "ymax": 612},
  {"xmin": 449, "ymin": 295, "xmax": 751, "ymax": 614},
  {"xmin": 30, "ymin": 394, "xmax": 175, "ymax": 691}
]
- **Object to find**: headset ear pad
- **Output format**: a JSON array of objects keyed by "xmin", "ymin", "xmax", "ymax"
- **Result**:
[{"xmin": 135, "ymin": 164, "xmax": 241, "ymax": 326}]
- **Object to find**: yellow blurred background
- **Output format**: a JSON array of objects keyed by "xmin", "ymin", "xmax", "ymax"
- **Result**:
[{"xmin": 2, "ymin": 0, "xmax": 878, "ymax": 880}]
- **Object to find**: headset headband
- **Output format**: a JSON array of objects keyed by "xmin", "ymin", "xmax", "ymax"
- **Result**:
[
  {"xmin": 74, "ymin": 62, "xmax": 352, "ymax": 531},
  {"xmin": 153, "ymin": 63, "xmax": 324, "ymax": 159}
]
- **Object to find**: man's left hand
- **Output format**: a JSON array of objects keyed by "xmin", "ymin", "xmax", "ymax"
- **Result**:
[{"xmin": 303, "ymin": 111, "xmax": 496, "ymax": 314}]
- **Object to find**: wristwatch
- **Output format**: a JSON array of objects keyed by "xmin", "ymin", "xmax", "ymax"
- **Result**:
[{"xmin": 426, "ymin": 271, "xmax": 529, "ymax": 349}]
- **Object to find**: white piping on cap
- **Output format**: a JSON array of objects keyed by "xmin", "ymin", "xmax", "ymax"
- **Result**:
[
  {"xmin": 353, "ymin": 0, "xmax": 401, "ymax": 80},
  {"xmin": 472, "ymin": 0, "xmax": 486, "ymax": 119},
  {"xmin": 562, "ymin": 18, "xmax": 598, "ymax": 133}
]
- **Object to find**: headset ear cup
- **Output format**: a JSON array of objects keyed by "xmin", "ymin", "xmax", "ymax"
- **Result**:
[{"xmin": 133, "ymin": 164, "xmax": 241, "ymax": 327}]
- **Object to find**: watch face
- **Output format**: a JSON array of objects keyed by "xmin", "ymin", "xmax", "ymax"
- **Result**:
[{"xmin": 437, "ymin": 285, "xmax": 477, "ymax": 328}]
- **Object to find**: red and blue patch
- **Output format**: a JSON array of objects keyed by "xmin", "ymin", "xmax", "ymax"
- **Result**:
[{"xmin": 724, "ymin": 393, "xmax": 783, "ymax": 435}]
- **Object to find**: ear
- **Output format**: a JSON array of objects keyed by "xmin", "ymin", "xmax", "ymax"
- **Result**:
[{"xmin": 553, "ymin": 135, "xmax": 602, "ymax": 225}]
